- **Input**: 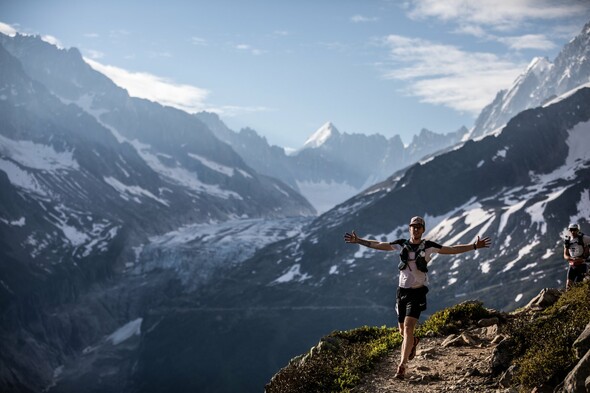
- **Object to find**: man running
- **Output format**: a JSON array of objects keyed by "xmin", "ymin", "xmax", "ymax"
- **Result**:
[
  {"xmin": 563, "ymin": 223, "xmax": 590, "ymax": 290},
  {"xmin": 344, "ymin": 216, "xmax": 491, "ymax": 379}
]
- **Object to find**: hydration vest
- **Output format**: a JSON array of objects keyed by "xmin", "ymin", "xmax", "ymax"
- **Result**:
[
  {"xmin": 565, "ymin": 233, "xmax": 585, "ymax": 248},
  {"xmin": 398, "ymin": 240, "xmax": 428, "ymax": 272},
  {"xmin": 565, "ymin": 233, "xmax": 588, "ymax": 260}
]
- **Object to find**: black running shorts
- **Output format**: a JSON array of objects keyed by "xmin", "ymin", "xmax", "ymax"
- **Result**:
[
  {"xmin": 567, "ymin": 263, "xmax": 588, "ymax": 283},
  {"xmin": 396, "ymin": 286, "xmax": 429, "ymax": 323}
]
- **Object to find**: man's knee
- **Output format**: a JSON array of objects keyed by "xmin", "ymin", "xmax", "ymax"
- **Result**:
[{"xmin": 403, "ymin": 317, "xmax": 418, "ymax": 334}]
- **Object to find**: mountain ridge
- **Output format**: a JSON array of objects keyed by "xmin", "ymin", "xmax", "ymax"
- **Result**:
[
  {"xmin": 195, "ymin": 111, "xmax": 468, "ymax": 213},
  {"xmin": 470, "ymin": 20, "xmax": 590, "ymax": 139}
]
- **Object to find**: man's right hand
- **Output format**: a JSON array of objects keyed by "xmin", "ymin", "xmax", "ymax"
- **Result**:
[{"xmin": 344, "ymin": 231, "xmax": 358, "ymax": 243}]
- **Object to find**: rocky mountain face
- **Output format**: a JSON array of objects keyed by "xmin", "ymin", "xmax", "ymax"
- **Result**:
[
  {"xmin": 196, "ymin": 113, "xmax": 467, "ymax": 214},
  {"xmin": 0, "ymin": 33, "xmax": 314, "ymax": 393},
  {"xmin": 471, "ymin": 21, "xmax": 590, "ymax": 138}
]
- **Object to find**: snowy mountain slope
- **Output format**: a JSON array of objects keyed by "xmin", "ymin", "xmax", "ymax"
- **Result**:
[
  {"xmin": 255, "ymin": 85, "xmax": 590, "ymax": 311},
  {"xmin": 0, "ymin": 33, "xmax": 315, "ymax": 221},
  {"xmin": 0, "ymin": 34, "xmax": 314, "ymax": 393},
  {"xmin": 301, "ymin": 121, "xmax": 336, "ymax": 149},
  {"xmin": 471, "ymin": 21, "xmax": 590, "ymax": 138},
  {"xmin": 40, "ymin": 216, "xmax": 311, "ymax": 393}
]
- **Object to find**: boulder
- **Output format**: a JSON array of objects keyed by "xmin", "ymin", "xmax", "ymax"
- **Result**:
[
  {"xmin": 556, "ymin": 348, "xmax": 590, "ymax": 392},
  {"xmin": 573, "ymin": 321, "xmax": 590, "ymax": 359},
  {"xmin": 524, "ymin": 288, "xmax": 562, "ymax": 311}
]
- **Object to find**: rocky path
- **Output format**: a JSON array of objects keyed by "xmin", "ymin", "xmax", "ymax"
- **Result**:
[{"xmin": 351, "ymin": 333, "xmax": 506, "ymax": 393}]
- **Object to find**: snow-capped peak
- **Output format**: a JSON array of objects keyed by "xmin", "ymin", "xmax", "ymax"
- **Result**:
[
  {"xmin": 509, "ymin": 57, "xmax": 551, "ymax": 92},
  {"xmin": 525, "ymin": 57, "xmax": 552, "ymax": 78},
  {"xmin": 302, "ymin": 122, "xmax": 338, "ymax": 149}
]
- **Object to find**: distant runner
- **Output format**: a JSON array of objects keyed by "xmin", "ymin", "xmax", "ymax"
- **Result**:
[
  {"xmin": 563, "ymin": 223, "xmax": 590, "ymax": 290},
  {"xmin": 344, "ymin": 216, "xmax": 491, "ymax": 379}
]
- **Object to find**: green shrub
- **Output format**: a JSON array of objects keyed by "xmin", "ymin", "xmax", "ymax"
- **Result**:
[
  {"xmin": 265, "ymin": 325, "xmax": 401, "ymax": 393},
  {"xmin": 418, "ymin": 300, "xmax": 492, "ymax": 336},
  {"xmin": 507, "ymin": 282, "xmax": 590, "ymax": 391}
]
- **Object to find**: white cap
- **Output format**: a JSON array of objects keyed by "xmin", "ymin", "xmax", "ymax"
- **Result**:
[{"xmin": 410, "ymin": 216, "xmax": 425, "ymax": 227}]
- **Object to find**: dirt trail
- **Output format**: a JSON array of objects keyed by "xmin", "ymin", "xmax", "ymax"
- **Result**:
[{"xmin": 351, "ymin": 335, "xmax": 505, "ymax": 393}]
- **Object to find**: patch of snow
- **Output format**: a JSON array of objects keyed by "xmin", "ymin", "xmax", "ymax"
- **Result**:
[
  {"xmin": 272, "ymin": 264, "xmax": 312, "ymax": 284},
  {"xmin": 188, "ymin": 153, "xmax": 235, "ymax": 177},
  {"xmin": 0, "ymin": 216, "xmax": 25, "ymax": 226},
  {"xmin": 498, "ymin": 200, "xmax": 527, "ymax": 234},
  {"xmin": 107, "ymin": 318, "xmax": 142, "ymax": 345},
  {"xmin": 128, "ymin": 140, "xmax": 242, "ymax": 200},
  {"xmin": 520, "ymin": 262, "xmax": 538, "ymax": 271},
  {"xmin": 480, "ymin": 260, "xmax": 493, "ymax": 274},
  {"xmin": 569, "ymin": 189, "xmax": 590, "ymax": 228},
  {"xmin": 542, "ymin": 82, "xmax": 590, "ymax": 108},
  {"xmin": 273, "ymin": 184, "xmax": 291, "ymax": 197},
  {"xmin": 104, "ymin": 176, "xmax": 170, "ymax": 206},
  {"xmin": 0, "ymin": 279, "xmax": 14, "ymax": 294},
  {"xmin": 502, "ymin": 235, "xmax": 512, "ymax": 250},
  {"xmin": 525, "ymin": 188, "xmax": 567, "ymax": 234},
  {"xmin": 532, "ymin": 120, "xmax": 590, "ymax": 184},
  {"xmin": 492, "ymin": 148, "xmax": 507, "ymax": 161},
  {"xmin": 502, "ymin": 239, "xmax": 540, "ymax": 272},
  {"xmin": 0, "ymin": 158, "xmax": 48, "ymax": 195},
  {"xmin": 0, "ymin": 134, "xmax": 79, "ymax": 171},
  {"xmin": 302, "ymin": 122, "xmax": 335, "ymax": 149}
]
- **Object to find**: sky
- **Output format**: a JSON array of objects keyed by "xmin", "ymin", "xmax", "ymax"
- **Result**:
[{"xmin": 1, "ymin": 1, "xmax": 590, "ymax": 150}]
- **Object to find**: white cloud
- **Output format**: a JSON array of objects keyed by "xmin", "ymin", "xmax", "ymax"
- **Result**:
[
  {"xmin": 85, "ymin": 49, "xmax": 104, "ymax": 59},
  {"xmin": 84, "ymin": 58, "xmax": 210, "ymax": 113},
  {"xmin": 498, "ymin": 34, "xmax": 557, "ymax": 50},
  {"xmin": 382, "ymin": 35, "xmax": 525, "ymax": 113},
  {"xmin": 191, "ymin": 36, "xmax": 208, "ymax": 46},
  {"xmin": 351, "ymin": 15, "xmax": 379, "ymax": 23},
  {"xmin": 235, "ymin": 43, "xmax": 265, "ymax": 55},
  {"xmin": 41, "ymin": 35, "xmax": 63, "ymax": 48},
  {"xmin": 453, "ymin": 24, "xmax": 488, "ymax": 38},
  {"xmin": 0, "ymin": 22, "xmax": 17, "ymax": 36},
  {"xmin": 273, "ymin": 30, "xmax": 290, "ymax": 36},
  {"xmin": 406, "ymin": 0, "xmax": 589, "ymax": 30},
  {"xmin": 83, "ymin": 58, "xmax": 271, "ymax": 118},
  {"xmin": 0, "ymin": 22, "xmax": 64, "ymax": 49}
]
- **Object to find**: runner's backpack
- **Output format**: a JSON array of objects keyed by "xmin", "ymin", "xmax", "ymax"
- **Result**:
[{"xmin": 398, "ymin": 240, "xmax": 428, "ymax": 272}]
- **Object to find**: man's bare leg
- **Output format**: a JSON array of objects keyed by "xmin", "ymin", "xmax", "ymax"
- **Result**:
[{"xmin": 396, "ymin": 316, "xmax": 418, "ymax": 377}]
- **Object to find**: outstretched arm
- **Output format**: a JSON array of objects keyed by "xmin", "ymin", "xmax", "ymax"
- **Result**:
[
  {"xmin": 344, "ymin": 231, "xmax": 394, "ymax": 251},
  {"xmin": 438, "ymin": 236, "xmax": 491, "ymax": 255}
]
